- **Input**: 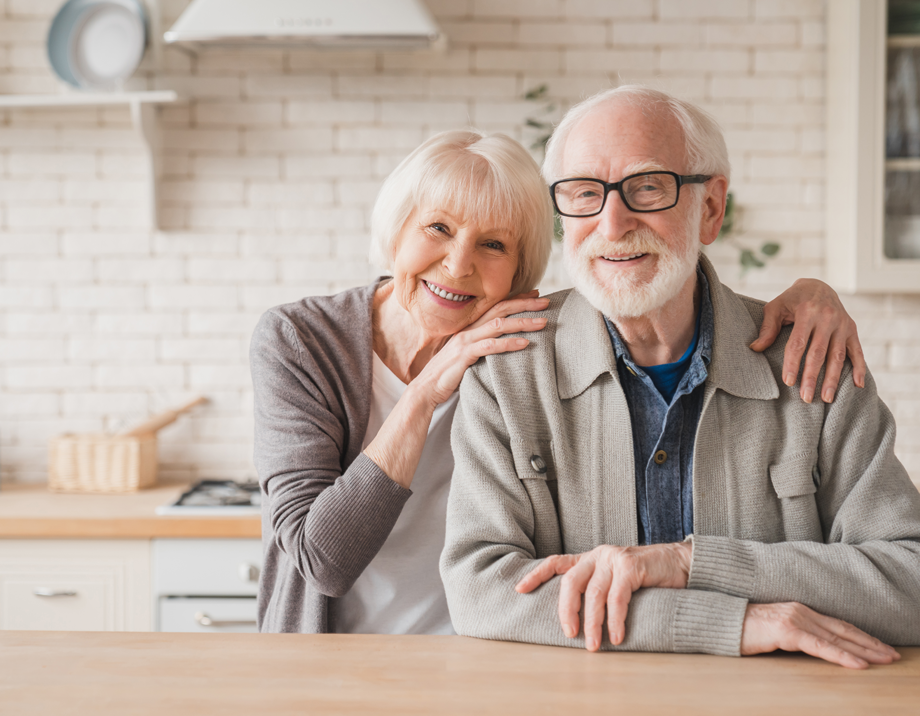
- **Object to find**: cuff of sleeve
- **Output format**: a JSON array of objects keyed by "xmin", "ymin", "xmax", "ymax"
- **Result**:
[
  {"xmin": 673, "ymin": 589, "xmax": 749, "ymax": 657},
  {"xmin": 686, "ymin": 534, "xmax": 756, "ymax": 600},
  {"xmin": 310, "ymin": 452, "xmax": 412, "ymax": 575}
]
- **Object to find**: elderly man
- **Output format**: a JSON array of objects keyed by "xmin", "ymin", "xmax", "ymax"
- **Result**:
[{"xmin": 440, "ymin": 86, "xmax": 920, "ymax": 668}]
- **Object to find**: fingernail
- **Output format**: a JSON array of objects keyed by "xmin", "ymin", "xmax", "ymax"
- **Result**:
[
  {"xmin": 822, "ymin": 389, "xmax": 834, "ymax": 402},
  {"xmin": 516, "ymin": 339, "xmax": 529, "ymax": 346},
  {"xmin": 783, "ymin": 373, "xmax": 794, "ymax": 386},
  {"xmin": 586, "ymin": 637, "xmax": 597, "ymax": 651},
  {"xmin": 532, "ymin": 317, "xmax": 547, "ymax": 324},
  {"xmin": 563, "ymin": 625, "xmax": 575, "ymax": 638},
  {"xmin": 802, "ymin": 391, "xmax": 813, "ymax": 404}
]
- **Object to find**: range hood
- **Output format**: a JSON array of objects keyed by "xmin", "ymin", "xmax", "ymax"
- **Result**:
[{"xmin": 163, "ymin": 0, "xmax": 442, "ymax": 49}]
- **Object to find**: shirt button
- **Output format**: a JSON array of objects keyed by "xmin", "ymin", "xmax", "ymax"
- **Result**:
[
  {"xmin": 654, "ymin": 450, "xmax": 668, "ymax": 465},
  {"xmin": 530, "ymin": 455, "xmax": 547, "ymax": 474}
]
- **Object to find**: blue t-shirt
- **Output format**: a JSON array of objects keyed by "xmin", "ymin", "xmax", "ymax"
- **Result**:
[{"xmin": 641, "ymin": 311, "xmax": 702, "ymax": 403}]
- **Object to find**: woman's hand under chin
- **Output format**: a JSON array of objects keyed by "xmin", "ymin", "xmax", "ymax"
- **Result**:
[
  {"xmin": 750, "ymin": 278, "xmax": 866, "ymax": 404},
  {"xmin": 409, "ymin": 291, "xmax": 550, "ymax": 409}
]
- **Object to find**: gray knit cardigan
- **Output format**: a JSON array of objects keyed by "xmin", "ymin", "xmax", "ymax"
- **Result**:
[{"xmin": 251, "ymin": 278, "xmax": 411, "ymax": 633}]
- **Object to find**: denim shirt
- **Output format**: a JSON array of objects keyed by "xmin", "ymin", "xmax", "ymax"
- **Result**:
[{"xmin": 603, "ymin": 270, "xmax": 714, "ymax": 545}]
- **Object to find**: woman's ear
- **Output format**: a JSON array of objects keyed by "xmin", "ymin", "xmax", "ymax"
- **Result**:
[{"xmin": 699, "ymin": 175, "xmax": 729, "ymax": 247}]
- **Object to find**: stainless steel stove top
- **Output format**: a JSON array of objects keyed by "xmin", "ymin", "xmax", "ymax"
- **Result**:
[{"xmin": 156, "ymin": 479, "xmax": 261, "ymax": 516}]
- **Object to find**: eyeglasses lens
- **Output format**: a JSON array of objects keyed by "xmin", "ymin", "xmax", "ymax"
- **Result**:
[
  {"xmin": 554, "ymin": 180, "xmax": 606, "ymax": 216},
  {"xmin": 622, "ymin": 173, "xmax": 678, "ymax": 211}
]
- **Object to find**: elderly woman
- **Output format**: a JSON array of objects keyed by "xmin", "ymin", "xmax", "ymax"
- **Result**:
[{"xmin": 251, "ymin": 129, "xmax": 864, "ymax": 635}]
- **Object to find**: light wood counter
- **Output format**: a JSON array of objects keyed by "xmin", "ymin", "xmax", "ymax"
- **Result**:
[
  {"xmin": 0, "ymin": 482, "xmax": 260, "ymax": 538},
  {"xmin": 1, "ymin": 631, "xmax": 917, "ymax": 715}
]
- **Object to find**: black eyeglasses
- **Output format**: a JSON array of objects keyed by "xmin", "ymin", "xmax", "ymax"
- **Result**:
[{"xmin": 550, "ymin": 171, "xmax": 712, "ymax": 217}]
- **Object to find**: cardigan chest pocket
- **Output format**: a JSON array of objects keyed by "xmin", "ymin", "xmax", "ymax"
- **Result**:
[
  {"xmin": 511, "ymin": 438, "xmax": 561, "ymax": 557},
  {"xmin": 769, "ymin": 454, "xmax": 823, "ymax": 543}
]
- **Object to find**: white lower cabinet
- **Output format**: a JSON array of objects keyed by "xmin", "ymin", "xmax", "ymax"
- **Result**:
[
  {"xmin": 0, "ymin": 537, "xmax": 262, "ymax": 633},
  {"xmin": 0, "ymin": 540, "xmax": 151, "ymax": 632},
  {"xmin": 153, "ymin": 539, "xmax": 261, "ymax": 633}
]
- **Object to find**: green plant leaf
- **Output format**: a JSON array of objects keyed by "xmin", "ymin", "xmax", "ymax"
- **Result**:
[
  {"xmin": 760, "ymin": 242, "xmax": 780, "ymax": 256},
  {"xmin": 525, "ymin": 118, "xmax": 547, "ymax": 128},
  {"xmin": 740, "ymin": 249, "xmax": 765, "ymax": 269},
  {"xmin": 524, "ymin": 84, "xmax": 549, "ymax": 101},
  {"xmin": 718, "ymin": 192, "xmax": 735, "ymax": 238}
]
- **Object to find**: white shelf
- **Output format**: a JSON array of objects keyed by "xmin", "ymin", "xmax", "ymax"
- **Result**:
[
  {"xmin": 0, "ymin": 90, "xmax": 179, "ymax": 230},
  {"xmin": 888, "ymin": 35, "xmax": 920, "ymax": 48},
  {"xmin": 0, "ymin": 90, "xmax": 178, "ymax": 108},
  {"xmin": 886, "ymin": 157, "xmax": 920, "ymax": 171}
]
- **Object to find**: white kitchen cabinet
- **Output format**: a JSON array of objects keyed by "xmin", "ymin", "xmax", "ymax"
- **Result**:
[
  {"xmin": 826, "ymin": 0, "xmax": 920, "ymax": 292},
  {"xmin": 153, "ymin": 538, "xmax": 262, "ymax": 633},
  {"xmin": 0, "ymin": 540, "xmax": 151, "ymax": 632}
]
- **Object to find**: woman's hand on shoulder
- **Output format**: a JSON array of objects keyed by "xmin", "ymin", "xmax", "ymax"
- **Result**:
[
  {"xmin": 412, "ymin": 292, "xmax": 550, "ymax": 408},
  {"xmin": 750, "ymin": 278, "xmax": 866, "ymax": 404}
]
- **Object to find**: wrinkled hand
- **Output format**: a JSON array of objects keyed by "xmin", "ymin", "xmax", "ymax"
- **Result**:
[
  {"xmin": 414, "ymin": 292, "xmax": 549, "ymax": 407},
  {"xmin": 515, "ymin": 542, "xmax": 692, "ymax": 651},
  {"xmin": 750, "ymin": 278, "xmax": 866, "ymax": 404},
  {"xmin": 741, "ymin": 602, "xmax": 900, "ymax": 669}
]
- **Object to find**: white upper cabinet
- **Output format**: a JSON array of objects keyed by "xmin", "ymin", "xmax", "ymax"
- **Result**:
[{"xmin": 826, "ymin": 0, "xmax": 920, "ymax": 292}]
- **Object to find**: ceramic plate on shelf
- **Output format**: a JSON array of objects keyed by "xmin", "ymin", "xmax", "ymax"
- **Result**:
[{"xmin": 47, "ymin": 0, "xmax": 148, "ymax": 91}]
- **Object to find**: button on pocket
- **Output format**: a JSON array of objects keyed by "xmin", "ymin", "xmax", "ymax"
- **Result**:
[
  {"xmin": 530, "ymin": 455, "xmax": 547, "ymax": 474},
  {"xmin": 654, "ymin": 450, "xmax": 667, "ymax": 465}
]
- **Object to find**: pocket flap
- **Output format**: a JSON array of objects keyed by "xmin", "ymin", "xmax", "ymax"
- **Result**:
[
  {"xmin": 512, "ymin": 438, "xmax": 555, "ymax": 481},
  {"xmin": 769, "ymin": 453, "xmax": 817, "ymax": 498}
]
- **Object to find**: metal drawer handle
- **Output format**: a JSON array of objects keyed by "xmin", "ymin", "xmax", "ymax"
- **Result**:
[
  {"xmin": 34, "ymin": 588, "xmax": 78, "ymax": 598},
  {"xmin": 194, "ymin": 611, "xmax": 257, "ymax": 628},
  {"xmin": 238, "ymin": 563, "xmax": 260, "ymax": 583}
]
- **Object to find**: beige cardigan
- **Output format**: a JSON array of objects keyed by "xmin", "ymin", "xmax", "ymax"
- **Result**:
[{"xmin": 440, "ymin": 256, "xmax": 920, "ymax": 656}]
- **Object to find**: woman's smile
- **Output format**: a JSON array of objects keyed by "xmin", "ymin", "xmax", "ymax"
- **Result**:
[{"xmin": 422, "ymin": 279, "xmax": 476, "ymax": 307}]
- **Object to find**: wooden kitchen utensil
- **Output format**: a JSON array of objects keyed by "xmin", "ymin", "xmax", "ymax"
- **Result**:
[
  {"xmin": 118, "ymin": 396, "xmax": 207, "ymax": 437},
  {"xmin": 48, "ymin": 396, "xmax": 207, "ymax": 494}
]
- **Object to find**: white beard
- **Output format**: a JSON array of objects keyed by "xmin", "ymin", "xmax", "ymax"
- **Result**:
[{"xmin": 563, "ymin": 202, "xmax": 702, "ymax": 320}]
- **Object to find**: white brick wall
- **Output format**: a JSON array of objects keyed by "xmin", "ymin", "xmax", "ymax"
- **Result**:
[{"xmin": 0, "ymin": 0, "xmax": 918, "ymax": 486}]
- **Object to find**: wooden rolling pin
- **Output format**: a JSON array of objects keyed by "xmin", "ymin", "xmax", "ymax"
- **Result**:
[{"xmin": 118, "ymin": 396, "xmax": 207, "ymax": 437}]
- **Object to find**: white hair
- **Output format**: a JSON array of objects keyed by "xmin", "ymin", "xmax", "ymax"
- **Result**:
[
  {"xmin": 370, "ymin": 130, "xmax": 554, "ymax": 296},
  {"xmin": 543, "ymin": 85, "xmax": 731, "ymax": 185}
]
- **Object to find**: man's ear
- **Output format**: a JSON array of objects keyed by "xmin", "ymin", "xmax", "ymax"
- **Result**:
[{"xmin": 698, "ymin": 175, "xmax": 729, "ymax": 247}]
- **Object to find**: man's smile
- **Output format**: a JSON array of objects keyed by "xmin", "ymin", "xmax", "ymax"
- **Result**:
[{"xmin": 601, "ymin": 252, "xmax": 649, "ymax": 262}]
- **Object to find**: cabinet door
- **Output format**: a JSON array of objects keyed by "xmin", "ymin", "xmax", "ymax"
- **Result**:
[{"xmin": 0, "ymin": 540, "xmax": 151, "ymax": 632}]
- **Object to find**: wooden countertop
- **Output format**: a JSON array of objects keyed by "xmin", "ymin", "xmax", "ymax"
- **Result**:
[
  {"xmin": 0, "ymin": 482, "xmax": 261, "ymax": 538},
  {"xmin": 1, "ymin": 632, "xmax": 917, "ymax": 715}
]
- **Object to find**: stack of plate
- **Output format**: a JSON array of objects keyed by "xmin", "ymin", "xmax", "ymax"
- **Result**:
[{"xmin": 47, "ymin": 0, "xmax": 148, "ymax": 91}]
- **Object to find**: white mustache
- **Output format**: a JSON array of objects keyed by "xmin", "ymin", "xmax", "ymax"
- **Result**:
[{"xmin": 574, "ymin": 226, "xmax": 669, "ymax": 258}]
